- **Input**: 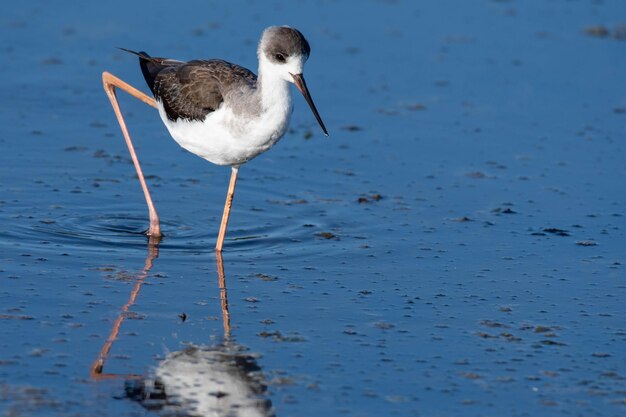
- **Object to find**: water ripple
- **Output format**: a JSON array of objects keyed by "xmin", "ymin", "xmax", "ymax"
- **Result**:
[{"xmin": 0, "ymin": 206, "xmax": 339, "ymax": 259}]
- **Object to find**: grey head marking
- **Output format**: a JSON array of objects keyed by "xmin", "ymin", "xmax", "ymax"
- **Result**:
[{"xmin": 261, "ymin": 26, "xmax": 311, "ymax": 64}]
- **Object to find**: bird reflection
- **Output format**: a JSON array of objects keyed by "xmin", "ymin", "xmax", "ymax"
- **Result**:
[
  {"xmin": 91, "ymin": 238, "xmax": 274, "ymax": 416},
  {"xmin": 125, "ymin": 342, "xmax": 272, "ymax": 416}
]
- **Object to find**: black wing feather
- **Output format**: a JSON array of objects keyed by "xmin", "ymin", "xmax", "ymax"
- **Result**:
[{"xmin": 120, "ymin": 49, "xmax": 257, "ymax": 122}]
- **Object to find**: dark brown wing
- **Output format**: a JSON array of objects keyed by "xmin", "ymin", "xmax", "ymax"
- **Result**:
[
  {"xmin": 150, "ymin": 59, "xmax": 257, "ymax": 122},
  {"xmin": 118, "ymin": 48, "xmax": 258, "ymax": 122}
]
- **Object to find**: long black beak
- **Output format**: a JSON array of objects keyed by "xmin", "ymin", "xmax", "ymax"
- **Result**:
[{"xmin": 291, "ymin": 73, "xmax": 329, "ymax": 137}]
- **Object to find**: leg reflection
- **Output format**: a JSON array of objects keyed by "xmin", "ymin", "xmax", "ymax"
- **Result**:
[
  {"xmin": 216, "ymin": 251, "xmax": 231, "ymax": 341},
  {"xmin": 90, "ymin": 236, "xmax": 160, "ymax": 380}
]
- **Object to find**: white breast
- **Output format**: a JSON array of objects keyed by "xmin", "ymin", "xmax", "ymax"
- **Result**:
[{"xmin": 157, "ymin": 82, "xmax": 293, "ymax": 167}]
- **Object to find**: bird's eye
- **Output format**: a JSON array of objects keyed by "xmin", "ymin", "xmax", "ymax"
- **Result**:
[{"xmin": 275, "ymin": 53, "xmax": 286, "ymax": 62}]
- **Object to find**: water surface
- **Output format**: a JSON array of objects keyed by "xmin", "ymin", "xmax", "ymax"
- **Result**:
[{"xmin": 1, "ymin": 1, "xmax": 625, "ymax": 416}]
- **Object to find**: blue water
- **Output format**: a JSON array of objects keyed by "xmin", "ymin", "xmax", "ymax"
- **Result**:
[{"xmin": 1, "ymin": 1, "xmax": 625, "ymax": 416}]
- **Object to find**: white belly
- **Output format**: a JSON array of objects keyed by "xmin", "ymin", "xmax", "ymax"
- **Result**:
[{"xmin": 157, "ymin": 100, "xmax": 292, "ymax": 166}]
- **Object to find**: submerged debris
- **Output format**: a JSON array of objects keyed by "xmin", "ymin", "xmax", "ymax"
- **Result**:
[
  {"xmin": 358, "ymin": 193, "xmax": 383, "ymax": 204},
  {"xmin": 466, "ymin": 171, "xmax": 488, "ymax": 179},
  {"xmin": 492, "ymin": 206, "xmax": 517, "ymax": 215},
  {"xmin": 405, "ymin": 103, "xmax": 427, "ymax": 111},
  {"xmin": 255, "ymin": 273, "xmax": 278, "ymax": 282},
  {"xmin": 40, "ymin": 57, "xmax": 63, "ymax": 65},
  {"xmin": 480, "ymin": 320, "xmax": 509, "ymax": 328},
  {"xmin": 316, "ymin": 231, "xmax": 338, "ymax": 240},
  {"xmin": 543, "ymin": 228, "xmax": 570, "ymax": 237},
  {"xmin": 341, "ymin": 124, "xmax": 363, "ymax": 131},
  {"xmin": 451, "ymin": 216, "xmax": 473, "ymax": 222},
  {"xmin": 584, "ymin": 25, "xmax": 610, "ymax": 38},
  {"xmin": 576, "ymin": 240, "xmax": 598, "ymax": 246},
  {"xmin": 584, "ymin": 23, "xmax": 626, "ymax": 40},
  {"xmin": 258, "ymin": 330, "xmax": 305, "ymax": 342},
  {"xmin": 539, "ymin": 340, "xmax": 566, "ymax": 346}
]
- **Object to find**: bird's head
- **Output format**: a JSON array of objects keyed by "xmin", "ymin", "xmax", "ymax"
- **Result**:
[{"xmin": 258, "ymin": 26, "xmax": 328, "ymax": 136}]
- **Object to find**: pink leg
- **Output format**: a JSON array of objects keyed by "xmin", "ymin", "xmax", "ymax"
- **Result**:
[
  {"xmin": 102, "ymin": 71, "xmax": 161, "ymax": 237},
  {"xmin": 215, "ymin": 166, "xmax": 239, "ymax": 252}
]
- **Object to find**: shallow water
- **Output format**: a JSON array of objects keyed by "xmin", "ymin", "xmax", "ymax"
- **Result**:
[{"xmin": 1, "ymin": 1, "xmax": 625, "ymax": 416}]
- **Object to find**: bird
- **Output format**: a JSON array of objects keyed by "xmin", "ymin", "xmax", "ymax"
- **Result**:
[{"xmin": 102, "ymin": 26, "xmax": 328, "ymax": 251}]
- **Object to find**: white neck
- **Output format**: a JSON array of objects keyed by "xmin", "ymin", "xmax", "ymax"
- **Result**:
[{"xmin": 257, "ymin": 61, "xmax": 292, "ymax": 112}]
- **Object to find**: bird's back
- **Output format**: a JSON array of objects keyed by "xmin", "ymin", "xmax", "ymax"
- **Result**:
[{"xmin": 126, "ymin": 50, "xmax": 257, "ymax": 122}]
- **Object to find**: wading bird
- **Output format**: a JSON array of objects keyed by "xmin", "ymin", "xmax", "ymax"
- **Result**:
[{"xmin": 102, "ymin": 26, "xmax": 328, "ymax": 251}]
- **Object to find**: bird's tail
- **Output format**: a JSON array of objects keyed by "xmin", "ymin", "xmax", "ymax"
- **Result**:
[{"xmin": 117, "ymin": 47, "xmax": 158, "ymax": 94}]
